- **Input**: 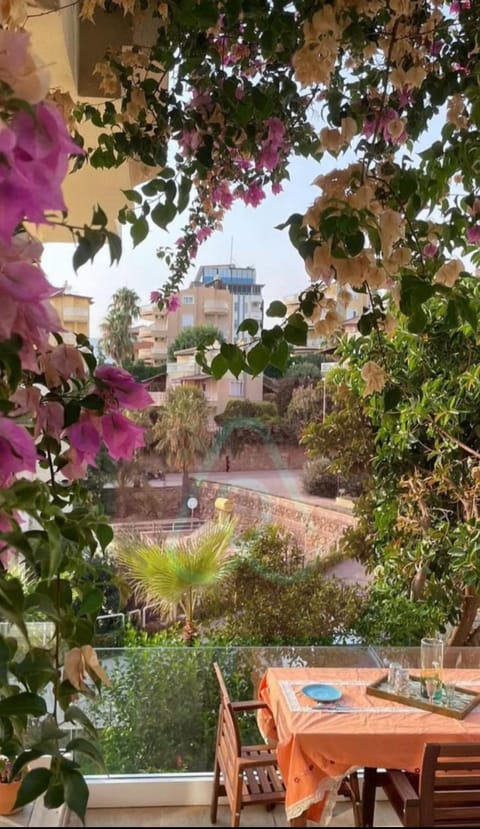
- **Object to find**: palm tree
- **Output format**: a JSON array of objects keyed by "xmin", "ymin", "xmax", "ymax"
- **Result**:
[
  {"xmin": 153, "ymin": 385, "xmax": 211, "ymax": 500},
  {"xmin": 113, "ymin": 518, "xmax": 237, "ymax": 643},
  {"xmin": 100, "ymin": 287, "xmax": 141, "ymax": 366}
]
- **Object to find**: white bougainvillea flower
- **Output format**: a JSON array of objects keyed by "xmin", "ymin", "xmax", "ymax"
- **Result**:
[
  {"xmin": 63, "ymin": 645, "xmax": 111, "ymax": 691},
  {"xmin": 434, "ymin": 258, "xmax": 464, "ymax": 288},
  {"xmin": 361, "ymin": 361, "xmax": 387, "ymax": 396},
  {"xmin": 379, "ymin": 209, "xmax": 404, "ymax": 258}
]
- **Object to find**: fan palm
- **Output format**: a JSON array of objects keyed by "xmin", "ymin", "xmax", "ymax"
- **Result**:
[
  {"xmin": 100, "ymin": 287, "xmax": 141, "ymax": 366},
  {"xmin": 114, "ymin": 518, "xmax": 237, "ymax": 643},
  {"xmin": 153, "ymin": 386, "xmax": 211, "ymax": 499}
]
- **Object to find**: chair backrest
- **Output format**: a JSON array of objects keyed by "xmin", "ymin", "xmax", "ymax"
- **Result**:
[
  {"xmin": 213, "ymin": 662, "xmax": 242, "ymax": 760},
  {"xmin": 419, "ymin": 742, "xmax": 480, "ymax": 826}
]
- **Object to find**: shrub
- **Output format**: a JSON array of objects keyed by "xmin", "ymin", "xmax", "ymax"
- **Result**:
[
  {"xmin": 302, "ymin": 457, "xmax": 338, "ymax": 498},
  {"xmin": 198, "ymin": 524, "xmax": 367, "ymax": 646}
]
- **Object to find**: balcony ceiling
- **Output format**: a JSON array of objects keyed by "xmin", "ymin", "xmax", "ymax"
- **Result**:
[{"xmin": 26, "ymin": 2, "xmax": 159, "ymax": 241}]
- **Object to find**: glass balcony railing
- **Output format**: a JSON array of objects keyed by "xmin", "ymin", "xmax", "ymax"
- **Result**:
[{"xmin": 70, "ymin": 643, "xmax": 480, "ymax": 778}]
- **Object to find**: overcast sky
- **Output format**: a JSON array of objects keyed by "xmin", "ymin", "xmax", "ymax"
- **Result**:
[{"xmin": 41, "ymin": 155, "xmax": 323, "ymax": 340}]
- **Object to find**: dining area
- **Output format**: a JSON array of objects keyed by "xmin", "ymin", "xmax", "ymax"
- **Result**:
[{"xmin": 210, "ymin": 643, "xmax": 480, "ymax": 827}]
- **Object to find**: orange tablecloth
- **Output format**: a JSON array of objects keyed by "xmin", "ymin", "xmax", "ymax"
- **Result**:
[{"xmin": 257, "ymin": 667, "xmax": 480, "ymax": 825}]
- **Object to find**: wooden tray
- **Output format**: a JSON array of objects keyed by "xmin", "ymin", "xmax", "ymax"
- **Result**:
[{"xmin": 366, "ymin": 674, "xmax": 480, "ymax": 719}]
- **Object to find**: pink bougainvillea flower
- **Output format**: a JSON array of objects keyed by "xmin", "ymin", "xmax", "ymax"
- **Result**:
[
  {"xmin": 422, "ymin": 242, "xmax": 439, "ymax": 258},
  {"xmin": 242, "ymin": 182, "xmax": 266, "ymax": 207},
  {"xmin": 466, "ymin": 225, "xmax": 480, "ymax": 244},
  {"xmin": 101, "ymin": 410, "xmax": 145, "ymax": 460},
  {"xmin": 166, "ymin": 294, "xmax": 181, "ymax": 312},
  {"xmin": 11, "ymin": 299, "xmax": 62, "ymax": 372},
  {"xmin": 39, "ymin": 344, "xmax": 86, "ymax": 388},
  {"xmin": 0, "ymin": 30, "xmax": 50, "ymax": 104},
  {"xmin": 196, "ymin": 226, "xmax": 213, "ymax": 243},
  {"xmin": 150, "ymin": 291, "xmax": 161, "ymax": 303},
  {"xmin": 0, "ymin": 233, "xmax": 60, "ymax": 339},
  {"xmin": 0, "ymin": 102, "xmax": 83, "ymax": 242},
  {"xmin": 0, "ymin": 417, "xmax": 37, "ymax": 487},
  {"xmin": 94, "ymin": 365, "xmax": 153, "ymax": 410},
  {"xmin": 10, "ymin": 385, "xmax": 42, "ymax": 416},
  {"xmin": 272, "ymin": 182, "xmax": 283, "ymax": 195},
  {"xmin": 61, "ymin": 447, "xmax": 90, "ymax": 481},
  {"xmin": 211, "ymin": 181, "xmax": 233, "ymax": 209},
  {"xmin": 34, "ymin": 401, "xmax": 64, "ymax": 440},
  {"xmin": 66, "ymin": 416, "xmax": 101, "ymax": 465}
]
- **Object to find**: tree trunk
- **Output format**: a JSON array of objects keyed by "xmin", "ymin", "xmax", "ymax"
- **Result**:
[
  {"xmin": 181, "ymin": 463, "xmax": 189, "ymax": 503},
  {"xmin": 447, "ymin": 589, "xmax": 480, "ymax": 646}
]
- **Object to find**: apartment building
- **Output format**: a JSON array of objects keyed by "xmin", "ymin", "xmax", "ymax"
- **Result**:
[
  {"xmin": 195, "ymin": 264, "xmax": 264, "ymax": 340},
  {"xmin": 50, "ymin": 286, "xmax": 93, "ymax": 343},
  {"xmin": 133, "ymin": 280, "xmax": 233, "ymax": 366},
  {"xmin": 167, "ymin": 347, "xmax": 263, "ymax": 425}
]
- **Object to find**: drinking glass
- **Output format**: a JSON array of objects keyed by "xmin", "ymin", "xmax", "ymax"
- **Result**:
[
  {"xmin": 420, "ymin": 637, "xmax": 444, "ymax": 700},
  {"xmin": 425, "ymin": 677, "xmax": 438, "ymax": 705}
]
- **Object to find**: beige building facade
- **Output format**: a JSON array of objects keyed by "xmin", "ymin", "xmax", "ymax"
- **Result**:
[
  {"xmin": 133, "ymin": 281, "xmax": 233, "ymax": 366},
  {"xmin": 167, "ymin": 347, "xmax": 263, "ymax": 426},
  {"xmin": 50, "ymin": 287, "xmax": 93, "ymax": 343}
]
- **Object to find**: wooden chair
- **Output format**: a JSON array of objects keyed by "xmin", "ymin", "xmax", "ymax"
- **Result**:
[
  {"xmin": 362, "ymin": 742, "xmax": 480, "ymax": 827},
  {"xmin": 210, "ymin": 661, "xmax": 286, "ymax": 826},
  {"xmin": 211, "ymin": 662, "xmax": 363, "ymax": 827}
]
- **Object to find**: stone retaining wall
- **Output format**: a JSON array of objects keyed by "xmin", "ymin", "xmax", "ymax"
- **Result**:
[{"xmin": 195, "ymin": 480, "xmax": 356, "ymax": 561}]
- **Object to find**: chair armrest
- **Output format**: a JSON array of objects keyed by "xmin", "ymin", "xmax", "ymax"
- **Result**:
[
  {"xmin": 231, "ymin": 700, "xmax": 269, "ymax": 712},
  {"xmin": 386, "ymin": 769, "xmax": 420, "ymax": 803}
]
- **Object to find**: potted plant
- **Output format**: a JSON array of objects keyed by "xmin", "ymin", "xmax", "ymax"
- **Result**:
[{"xmin": 0, "ymin": 755, "xmax": 27, "ymax": 816}]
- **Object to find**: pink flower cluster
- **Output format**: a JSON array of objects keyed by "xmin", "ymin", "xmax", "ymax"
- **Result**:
[
  {"xmin": 0, "ymin": 234, "xmax": 62, "ymax": 371},
  {"xmin": 150, "ymin": 291, "xmax": 180, "ymax": 312},
  {"xmin": 0, "ymin": 103, "xmax": 83, "ymax": 243},
  {"xmin": 256, "ymin": 117, "xmax": 289, "ymax": 172},
  {"xmin": 63, "ymin": 366, "xmax": 153, "ymax": 479},
  {"xmin": 0, "ymin": 30, "xmax": 152, "ymax": 495},
  {"xmin": 363, "ymin": 108, "xmax": 408, "ymax": 145}
]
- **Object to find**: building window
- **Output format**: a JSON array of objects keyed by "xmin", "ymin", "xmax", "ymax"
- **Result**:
[
  {"xmin": 182, "ymin": 295, "xmax": 194, "ymax": 304},
  {"xmin": 182, "ymin": 313, "xmax": 194, "ymax": 327},
  {"xmin": 229, "ymin": 380, "xmax": 244, "ymax": 397}
]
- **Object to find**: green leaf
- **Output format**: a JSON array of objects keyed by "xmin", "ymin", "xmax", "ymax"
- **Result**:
[
  {"xmin": 121, "ymin": 189, "xmax": 142, "ymax": 204},
  {"xmin": 344, "ymin": 230, "xmax": 365, "ymax": 256},
  {"xmin": 247, "ymin": 343, "xmax": 271, "ymax": 375},
  {"xmin": 44, "ymin": 781, "xmax": 65, "ymax": 810},
  {"xmin": 10, "ymin": 750, "xmax": 42, "ymax": 782},
  {"xmin": 65, "ymin": 737, "xmax": 105, "ymax": 771},
  {"xmin": 91, "ymin": 205, "xmax": 108, "ymax": 226},
  {"xmin": 72, "ymin": 238, "xmax": 92, "ymax": 273},
  {"xmin": 269, "ymin": 339, "xmax": 290, "ymax": 371},
  {"xmin": 266, "ymin": 301, "xmax": 287, "ymax": 318},
  {"xmin": 237, "ymin": 318, "xmax": 259, "ymax": 337},
  {"xmin": 95, "ymin": 523, "xmax": 113, "ymax": 551},
  {"xmin": 80, "ymin": 394, "xmax": 104, "ymax": 411},
  {"xmin": 62, "ymin": 768, "xmax": 89, "ymax": 823},
  {"xmin": 283, "ymin": 320, "xmax": 307, "ymax": 346},
  {"xmin": 151, "ymin": 201, "xmax": 177, "ymax": 229},
  {"xmin": 210, "ymin": 353, "xmax": 229, "ymax": 379},
  {"xmin": 407, "ymin": 305, "xmax": 427, "ymax": 333},
  {"xmin": 0, "ymin": 693, "xmax": 47, "ymax": 718},
  {"xmin": 78, "ymin": 588, "xmax": 104, "ymax": 617},
  {"xmin": 14, "ymin": 768, "xmax": 51, "ymax": 810},
  {"xmin": 383, "ymin": 386, "xmax": 402, "ymax": 411},
  {"xmin": 0, "ymin": 578, "xmax": 28, "ymax": 639},
  {"xmin": 64, "ymin": 705, "xmax": 98, "ymax": 738},
  {"xmin": 130, "ymin": 216, "xmax": 149, "ymax": 247},
  {"xmin": 106, "ymin": 231, "xmax": 122, "ymax": 266}
]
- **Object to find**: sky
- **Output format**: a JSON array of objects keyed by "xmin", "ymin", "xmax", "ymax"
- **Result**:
[{"xmin": 41, "ymin": 155, "xmax": 322, "ymax": 340}]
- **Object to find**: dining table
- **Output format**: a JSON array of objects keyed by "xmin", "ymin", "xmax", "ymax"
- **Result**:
[{"xmin": 257, "ymin": 665, "xmax": 480, "ymax": 826}]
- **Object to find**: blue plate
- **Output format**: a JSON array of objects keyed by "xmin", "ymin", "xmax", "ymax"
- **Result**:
[{"xmin": 302, "ymin": 683, "xmax": 343, "ymax": 703}]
